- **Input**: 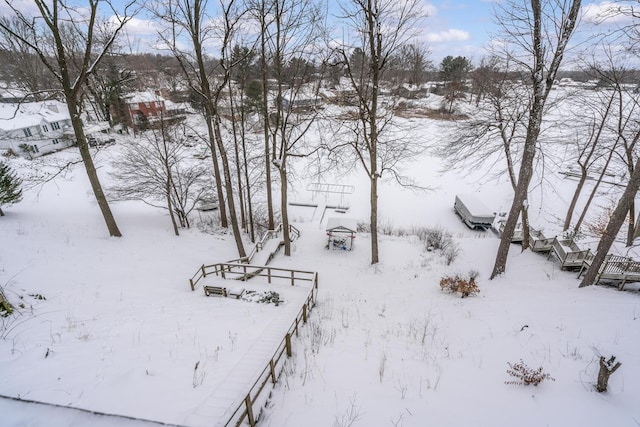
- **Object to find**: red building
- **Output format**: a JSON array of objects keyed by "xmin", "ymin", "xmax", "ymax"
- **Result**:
[{"xmin": 124, "ymin": 91, "xmax": 167, "ymax": 132}]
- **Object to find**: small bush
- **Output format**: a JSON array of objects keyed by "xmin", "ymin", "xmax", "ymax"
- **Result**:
[
  {"xmin": 443, "ymin": 245, "xmax": 460, "ymax": 265},
  {"xmin": 439, "ymin": 270, "xmax": 480, "ymax": 298},
  {"xmin": 505, "ymin": 360, "xmax": 555, "ymax": 386},
  {"xmin": 419, "ymin": 227, "xmax": 452, "ymax": 251},
  {"xmin": 258, "ymin": 291, "xmax": 281, "ymax": 305}
]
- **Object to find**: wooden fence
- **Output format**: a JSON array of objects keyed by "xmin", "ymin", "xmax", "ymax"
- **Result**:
[
  {"xmin": 220, "ymin": 281, "xmax": 318, "ymax": 426},
  {"xmin": 580, "ymin": 254, "xmax": 640, "ymax": 290},
  {"xmin": 227, "ymin": 224, "xmax": 301, "ymax": 265},
  {"xmin": 190, "ymin": 263, "xmax": 317, "ymax": 291}
]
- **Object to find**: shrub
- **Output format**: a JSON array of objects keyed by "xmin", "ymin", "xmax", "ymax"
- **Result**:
[
  {"xmin": 420, "ymin": 226, "xmax": 453, "ymax": 251},
  {"xmin": 258, "ymin": 291, "xmax": 281, "ymax": 305},
  {"xmin": 443, "ymin": 245, "xmax": 460, "ymax": 265},
  {"xmin": 505, "ymin": 360, "xmax": 555, "ymax": 386},
  {"xmin": 0, "ymin": 162, "xmax": 23, "ymax": 216},
  {"xmin": 439, "ymin": 270, "xmax": 480, "ymax": 298}
]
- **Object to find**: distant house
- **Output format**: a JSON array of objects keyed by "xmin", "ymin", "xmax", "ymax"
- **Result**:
[
  {"xmin": 123, "ymin": 91, "xmax": 167, "ymax": 132},
  {"xmin": 393, "ymin": 83, "xmax": 431, "ymax": 99},
  {"xmin": 278, "ymin": 86, "xmax": 321, "ymax": 111},
  {"xmin": 0, "ymin": 101, "xmax": 73, "ymax": 158}
]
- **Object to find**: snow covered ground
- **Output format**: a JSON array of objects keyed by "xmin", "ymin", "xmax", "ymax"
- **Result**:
[{"xmin": 1, "ymin": 106, "xmax": 639, "ymax": 426}]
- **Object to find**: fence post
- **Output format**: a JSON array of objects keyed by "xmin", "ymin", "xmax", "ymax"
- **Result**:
[
  {"xmin": 268, "ymin": 268, "xmax": 272, "ymax": 284},
  {"xmin": 201, "ymin": 264, "xmax": 206, "ymax": 278},
  {"xmin": 245, "ymin": 394, "xmax": 255, "ymax": 427},
  {"xmin": 285, "ymin": 333, "xmax": 292, "ymax": 358},
  {"xmin": 269, "ymin": 359, "xmax": 277, "ymax": 384},
  {"xmin": 221, "ymin": 265, "xmax": 226, "ymax": 280},
  {"xmin": 189, "ymin": 279, "xmax": 194, "ymax": 291},
  {"xmin": 314, "ymin": 273, "xmax": 318, "ymax": 289},
  {"xmin": 295, "ymin": 317, "xmax": 299, "ymax": 337},
  {"xmin": 291, "ymin": 270, "xmax": 295, "ymax": 286},
  {"xmin": 303, "ymin": 304, "xmax": 307, "ymax": 323}
]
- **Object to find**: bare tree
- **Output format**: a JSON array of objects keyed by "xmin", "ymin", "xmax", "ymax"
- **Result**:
[
  {"xmin": 251, "ymin": 0, "xmax": 276, "ymax": 231},
  {"xmin": 562, "ymin": 84, "xmax": 617, "ymax": 233},
  {"xmin": 0, "ymin": 0, "xmax": 139, "ymax": 237},
  {"xmin": 334, "ymin": 0, "xmax": 425, "ymax": 264},
  {"xmin": 0, "ymin": 18, "xmax": 58, "ymax": 101},
  {"xmin": 265, "ymin": 0, "xmax": 326, "ymax": 256},
  {"xmin": 153, "ymin": 0, "xmax": 228, "ymax": 230},
  {"xmin": 109, "ymin": 118, "xmax": 208, "ymax": 235},
  {"xmin": 580, "ymin": 155, "xmax": 640, "ymax": 286},
  {"xmin": 441, "ymin": 60, "xmax": 534, "ymax": 238},
  {"xmin": 490, "ymin": 0, "xmax": 581, "ymax": 279},
  {"xmin": 154, "ymin": 0, "xmax": 247, "ymax": 258},
  {"xmin": 387, "ymin": 42, "xmax": 431, "ymax": 85}
]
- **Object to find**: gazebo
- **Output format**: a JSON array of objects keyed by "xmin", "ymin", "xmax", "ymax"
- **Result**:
[{"xmin": 325, "ymin": 217, "xmax": 358, "ymax": 251}]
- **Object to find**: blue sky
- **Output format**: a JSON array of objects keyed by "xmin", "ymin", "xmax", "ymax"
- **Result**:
[
  {"xmin": 419, "ymin": 1, "xmax": 496, "ymax": 63},
  {"xmin": 1, "ymin": 0, "xmax": 635, "ymax": 68}
]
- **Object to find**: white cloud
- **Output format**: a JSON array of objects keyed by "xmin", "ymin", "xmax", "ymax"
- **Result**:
[
  {"xmin": 582, "ymin": 1, "xmax": 635, "ymax": 25},
  {"xmin": 121, "ymin": 17, "xmax": 159, "ymax": 37},
  {"xmin": 425, "ymin": 29, "xmax": 469, "ymax": 43},
  {"xmin": 422, "ymin": 2, "xmax": 438, "ymax": 17}
]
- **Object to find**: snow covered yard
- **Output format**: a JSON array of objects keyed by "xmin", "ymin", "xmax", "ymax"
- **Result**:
[
  {"xmin": 0, "ymin": 149, "xmax": 315, "ymax": 426},
  {"xmin": 1, "ymin": 111, "xmax": 640, "ymax": 427},
  {"xmin": 265, "ymin": 228, "xmax": 640, "ymax": 427}
]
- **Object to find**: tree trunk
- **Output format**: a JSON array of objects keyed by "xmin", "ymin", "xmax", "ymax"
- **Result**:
[
  {"xmin": 68, "ymin": 97, "xmax": 122, "ymax": 237},
  {"xmin": 565, "ymin": 92, "xmax": 615, "ymax": 230},
  {"xmin": 521, "ymin": 204, "xmax": 530, "ymax": 250},
  {"xmin": 580, "ymin": 156, "xmax": 640, "ymax": 287},
  {"xmin": 204, "ymin": 98, "xmax": 228, "ymax": 229},
  {"xmin": 490, "ymin": 0, "xmax": 580, "ymax": 278},
  {"xmin": 166, "ymin": 187, "xmax": 180, "ymax": 236},
  {"xmin": 596, "ymin": 356, "xmax": 621, "ymax": 393},
  {"xmin": 229, "ymin": 88, "xmax": 246, "ymax": 231},
  {"xmin": 370, "ymin": 173, "xmax": 379, "ymax": 264},
  {"xmin": 627, "ymin": 202, "xmax": 635, "ymax": 246},
  {"xmin": 241, "ymin": 124, "xmax": 255, "ymax": 242},
  {"xmin": 280, "ymin": 158, "xmax": 291, "ymax": 256},
  {"xmin": 564, "ymin": 165, "xmax": 588, "ymax": 230},
  {"xmin": 213, "ymin": 114, "xmax": 246, "ymax": 259},
  {"xmin": 260, "ymin": 9, "xmax": 275, "ymax": 231},
  {"xmin": 574, "ymin": 142, "xmax": 618, "ymax": 233},
  {"xmin": 491, "ymin": 111, "xmax": 539, "ymax": 277}
]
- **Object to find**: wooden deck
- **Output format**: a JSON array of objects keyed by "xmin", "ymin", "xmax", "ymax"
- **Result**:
[
  {"xmin": 580, "ymin": 254, "xmax": 640, "ymax": 290},
  {"xmin": 550, "ymin": 238, "xmax": 593, "ymax": 269},
  {"xmin": 499, "ymin": 222, "xmax": 640, "ymax": 290}
]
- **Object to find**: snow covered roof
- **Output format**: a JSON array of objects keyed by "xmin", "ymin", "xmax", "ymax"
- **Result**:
[
  {"xmin": 326, "ymin": 217, "xmax": 358, "ymax": 233},
  {"xmin": 456, "ymin": 194, "xmax": 494, "ymax": 217},
  {"xmin": 0, "ymin": 101, "xmax": 70, "ymax": 132},
  {"xmin": 125, "ymin": 91, "xmax": 166, "ymax": 104}
]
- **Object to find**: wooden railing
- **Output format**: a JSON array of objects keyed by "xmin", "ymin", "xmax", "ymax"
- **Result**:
[
  {"xmin": 220, "ymin": 280, "xmax": 318, "ymax": 426},
  {"xmin": 580, "ymin": 254, "xmax": 640, "ymax": 289},
  {"xmin": 190, "ymin": 263, "xmax": 317, "ymax": 291},
  {"xmin": 550, "ymin": 238, "xmax": 592, "ymax": 268},
  {"xmin": 226, "ymin": 223, "xmax": 301, "ymax": 266}
]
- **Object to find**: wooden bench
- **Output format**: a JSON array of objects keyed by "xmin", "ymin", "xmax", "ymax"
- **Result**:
[
  {"xmin": 203, "ymin": 285, "xmax": 246, "ymax": 299},
  {"xmin": 204, "ymin": 286, "xmax": 228, "ymax": 297}
]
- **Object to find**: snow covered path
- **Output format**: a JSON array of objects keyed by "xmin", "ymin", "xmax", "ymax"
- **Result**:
[{"xmin": 182, "ymin": 281, "xmax": 310, "ymax": 426}]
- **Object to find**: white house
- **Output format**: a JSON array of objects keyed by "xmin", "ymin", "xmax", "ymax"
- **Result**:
[{"xmin": 0, "ymin": 101, "xmax": 73, "ymax": 158}]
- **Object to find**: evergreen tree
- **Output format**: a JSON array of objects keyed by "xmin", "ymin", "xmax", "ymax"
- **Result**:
[{"xmin": 0, "ymin": 162, "xmax": 23, "ymax": 216}]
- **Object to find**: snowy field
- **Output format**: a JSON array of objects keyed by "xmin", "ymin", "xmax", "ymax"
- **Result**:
[{"xmin": 1, "ymin": 103, "xmax": 640, "ymax": 426}]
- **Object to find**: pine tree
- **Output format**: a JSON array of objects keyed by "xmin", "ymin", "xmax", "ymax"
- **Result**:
[{"xmin": 0, "ymin": 162, "xmax": 23, "ymax": 216}]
